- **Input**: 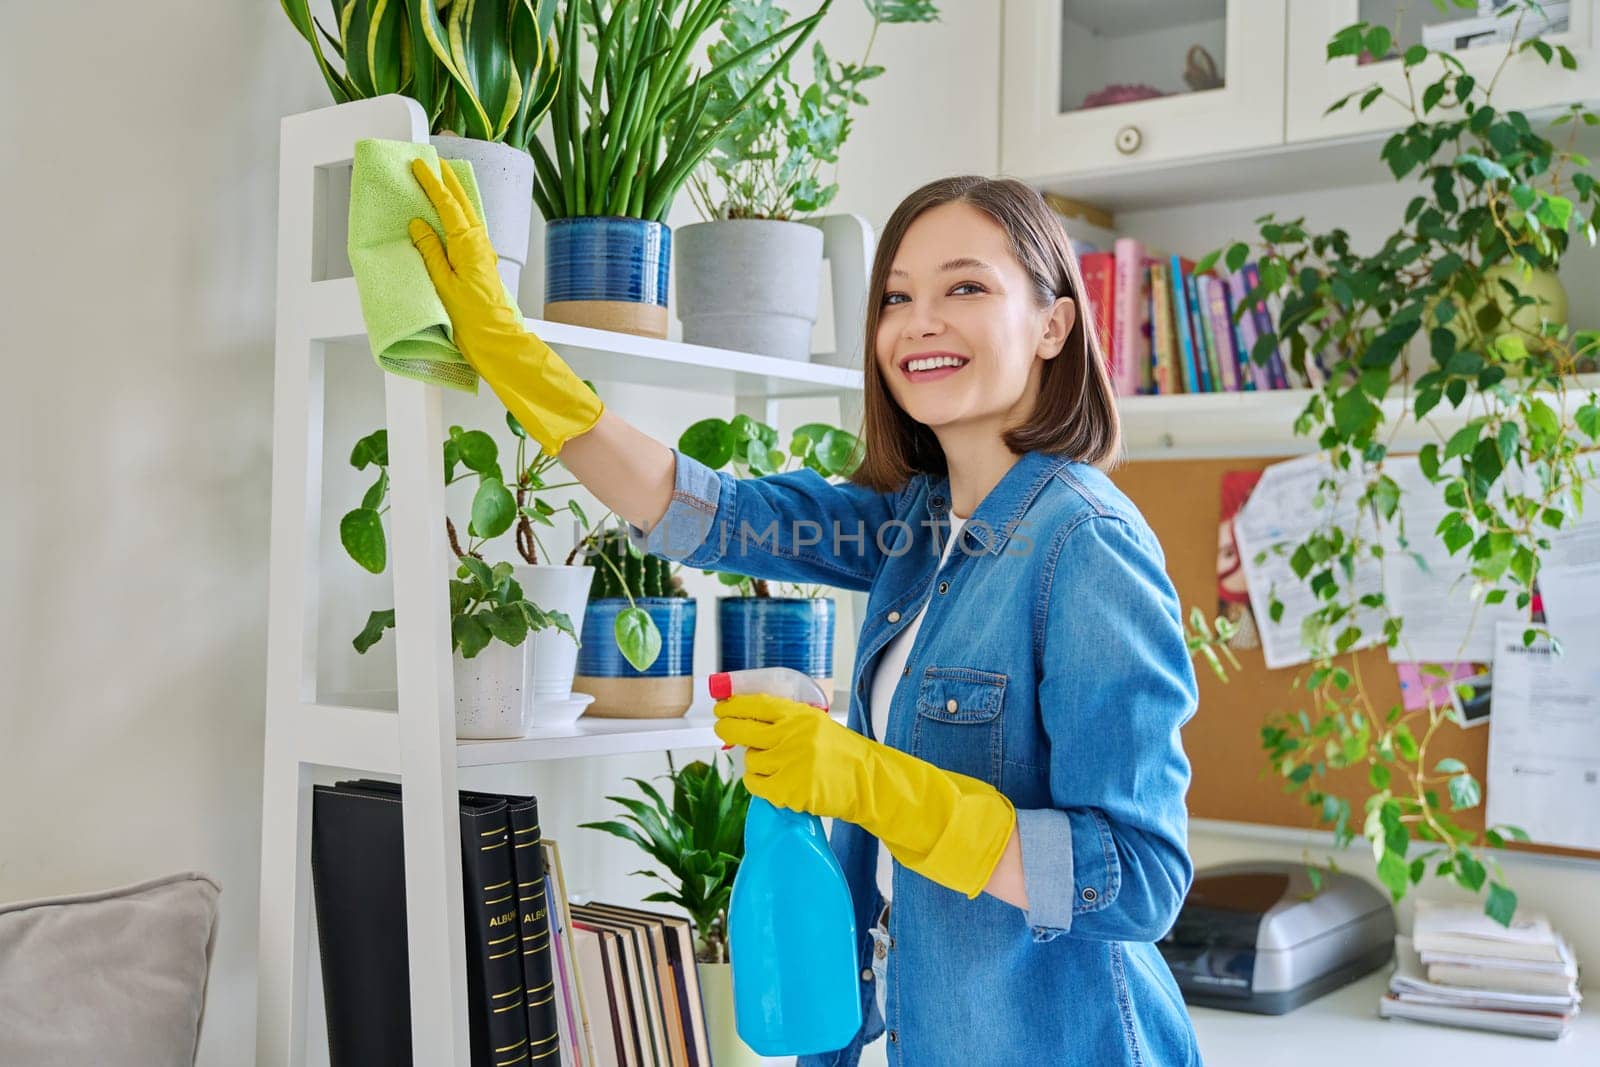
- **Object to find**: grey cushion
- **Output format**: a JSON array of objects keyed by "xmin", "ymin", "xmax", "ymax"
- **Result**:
[{"xmin": 0, "ymin": 871, "xmax": 221, "ymax": 1067}]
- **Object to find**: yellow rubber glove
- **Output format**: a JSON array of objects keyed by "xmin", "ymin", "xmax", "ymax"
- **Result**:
[
  {"xmin": 407, "ymin": 157, "xmax": 603, "ymax": 456},
  {"xmin": 714, "ymin": 693, "xmax": 1017, "ymax": 900}
]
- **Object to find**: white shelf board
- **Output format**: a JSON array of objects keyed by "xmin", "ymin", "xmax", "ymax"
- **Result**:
[
  {"xmin": 1119, "ymin": 374, "xmax": 1600, "ymax": 457},
  {"xmin": 306, "ymin": 276, "xmax": 863, "ymax": 398},
  {"xmin": 306, "ymin": 687, "xmax": 852, "ymax": 769}
]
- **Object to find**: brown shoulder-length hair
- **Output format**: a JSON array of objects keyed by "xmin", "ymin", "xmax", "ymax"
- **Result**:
[{"xmin": 846, "ymin": 175, "xmax": 1122, "ymax": 493}]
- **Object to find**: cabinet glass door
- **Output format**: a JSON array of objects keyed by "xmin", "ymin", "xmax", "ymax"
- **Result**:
[
  {"xmin": 1287, "ymin": 0, "xmax": 1599, "ymax": 142},
  {"xmin": 1001, "ymin": 0, "xmax": 1286, "ymax": 183},
  {"xmin": 1059, "ymin": 0, "xmax": 1229, "ymax": 115}
]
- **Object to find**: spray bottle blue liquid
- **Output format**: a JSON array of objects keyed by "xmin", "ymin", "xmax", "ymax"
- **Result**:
[{"xmin": 709, "ymin": 667, "xmax": 862, "ymax": 1056}]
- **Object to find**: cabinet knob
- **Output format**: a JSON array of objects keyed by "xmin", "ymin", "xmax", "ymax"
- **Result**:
[{"xmin": 1115, "ymin": 125, "xmax": 1143, "ymax": 155}]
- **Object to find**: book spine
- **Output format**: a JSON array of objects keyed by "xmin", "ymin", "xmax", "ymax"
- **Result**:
[
  {"xmin": 463, "ymin": 800, "xmax": 534, "ymax": 1067},
  {"xmin": 1203, "ymin": 273, "xmax": 1242, "ymax": 391},
  {"xmin": 1226, "ymin": 269, "xmax": 1268, "ymax": 390},
  {"xmin": 1137, "ymin": 261, "xmax": 1156, "ymax": 394},
  {"xmin": 504, "ymin": 798, "xmax": 562, "ymax": 1065},
  {"xmin": 1185, "ymin": 270, "xmax": 1215, "ymax": 392},
  {"xmin": 1079, "ymin": 251, "xmax": 1116, "ymax": 380},
  {"xmin": 1149, "ymin": 261, "xmax": 1177, "ymax": 394},
  {"xmin": 1196, "ymin": 276, "xmax": 1231, "ymax": 391},
  {"xmin": 1168, "ymin": 255, "xmax": 1200, "ymax": 393},
  {"xmin": 1112, "ymin": 238, "xmax": 1145, "ymax": 396},
  {"xmin": 1242, "ymin": 262, "xmax": 1290, "ymax": 389}
]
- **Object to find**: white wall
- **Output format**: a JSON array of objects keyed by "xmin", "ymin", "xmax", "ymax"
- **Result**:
[{"xmin": 0, "ymin": 3, "xmax": 1000, "ymax": 1065}]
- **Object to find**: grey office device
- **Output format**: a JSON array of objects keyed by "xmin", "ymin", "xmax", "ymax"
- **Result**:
[{"xmin": 1157, "ymin": 861, "xmax": 1396, "ymax": 1014}]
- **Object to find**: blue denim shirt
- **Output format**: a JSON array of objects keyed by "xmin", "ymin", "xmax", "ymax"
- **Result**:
[{"xmin": 631, "ymin": 447, "xmax": 1202, "ymax": 1066}]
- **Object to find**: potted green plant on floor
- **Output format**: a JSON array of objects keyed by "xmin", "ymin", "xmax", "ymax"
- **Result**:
[
  {"xmin": 678, "ymin": 414, "xmax": 861, "ymax": 692},
  {"xmin": 579, "ymin": 752, "xmax": 765, "ymax": 1066},
  {"xmin": 340, "ymin": 418, "xmax": 585, "ymax": 736},
  {"xmin": 280, "ymin": 0, "xmax": 561, "ymax": 290},
  {"xmin": 531, "ymin": 0, "xmax": 833, "ymax": 337},
  {"xmin": 1185, "ymin": 0, "xmax": 1600, "ymax": 924},
  {"xmin": 570, "ymin": 523, "xmax": 698, "ymax": 718},
  {"xmin": 676, "ymin": 0, "xmax": 941, "ymax": 362}
]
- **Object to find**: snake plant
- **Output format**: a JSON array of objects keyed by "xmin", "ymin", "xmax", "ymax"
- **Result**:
[
  {"xmin": 534, "ymin": 0, "xmax": 835, "ymax": 222},
  {"xmin": 280, "ymin": 0, "xmax": 560, "ymax": 148}
]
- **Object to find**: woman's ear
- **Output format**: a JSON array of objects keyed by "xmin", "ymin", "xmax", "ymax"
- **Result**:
[{"xmin": 1037, "ymin": 296, "xmax": 1077, "ymax": 361}]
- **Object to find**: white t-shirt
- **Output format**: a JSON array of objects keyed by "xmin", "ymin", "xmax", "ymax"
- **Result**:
[{"xmin": 868, "ymin": 511, "xmax": 968, "ymax": 903}]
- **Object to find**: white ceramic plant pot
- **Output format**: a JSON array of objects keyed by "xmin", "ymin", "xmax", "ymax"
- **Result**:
[
  {"xmin": 513, "ymin": 564, "xmax": 595, "ymax": 718},
  {"xmin": 675, "ymin": 219, "xmax": 825, "ymax": 362},
  {"xmin": 695, "ymin": 961, "xmax": 772, "ymax": 1067},
  {"xmin": 452, "ymin": 639, "xmax": 529, "ymax": 739},
  {"xmin": 432, "ymin": 134, "xmax": 534, "ymax": 295}
]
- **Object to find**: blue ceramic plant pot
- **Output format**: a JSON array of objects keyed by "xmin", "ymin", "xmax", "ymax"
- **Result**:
[
  {"xmin": 543, "ymin": 216, "xmax": 671, "ymax": 339},
  {"xmin": 573, "ymin": 597, "xmax": 696, "ymax": 718},
  {"xmin": 718, "ymin": 597, "xmax": 836, "ymax": 694}
]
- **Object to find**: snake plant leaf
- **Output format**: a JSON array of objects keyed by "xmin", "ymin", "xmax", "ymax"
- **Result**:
[
  {"xmin": 281, "ymin": 0, "xmax": 356, "ymax": 102},
  {"xmin": 341, "ymin": 0, "xmax": 376, "ymax": 97},
  {"xmin": 366, "ymin": 0, "xmax": 411, "ymax": 96},
  {"xmin": 415, "ymin": 0, "xmax": 495, "ymax": 138}
]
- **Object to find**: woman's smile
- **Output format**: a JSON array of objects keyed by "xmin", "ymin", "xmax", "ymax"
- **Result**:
[{"xmin": 900, "ymin": 350, "xmax": 972, "ymax": 383}]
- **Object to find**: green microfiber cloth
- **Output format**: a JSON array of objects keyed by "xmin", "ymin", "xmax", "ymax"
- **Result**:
[{"xmin": 347, "ymin": 138, "xmax": 504, "ymax": 394}]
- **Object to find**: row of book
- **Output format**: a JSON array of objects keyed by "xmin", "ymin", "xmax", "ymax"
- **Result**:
[
  {"xmin": 311, "ymin": 779, "xmax": 713, "ymax": 1066},
  {"xmin": 1379, "ymin": 900, "xmax": 1582, "ymax": 1039},
  {"xmin": 1078, "ymin": 237, "xmax": 1335, "ymax": 397}
]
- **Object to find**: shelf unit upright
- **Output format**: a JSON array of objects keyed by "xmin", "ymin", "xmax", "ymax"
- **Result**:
[{"xmin": 257, "ymin": 95, "xmax": 873, "ymax": 1066}]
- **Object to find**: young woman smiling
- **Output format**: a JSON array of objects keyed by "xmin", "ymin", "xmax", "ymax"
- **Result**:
[{"xmin": 408, "ymin": 161, "xmax": 1201, "ymax": 1066}]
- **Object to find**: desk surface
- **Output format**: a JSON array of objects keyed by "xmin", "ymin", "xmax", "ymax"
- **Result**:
[{"xmin": 1190, "ymin": 969, "xmax": 1595, "ymax": 1064}]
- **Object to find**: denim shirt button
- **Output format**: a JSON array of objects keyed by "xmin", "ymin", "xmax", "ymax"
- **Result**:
[
  {"xmin": 901, "ymin": 666, "xmax": 910, "ymax": 677},
  {"xmin": 887, "ymin": 610, "xmax": 902, "ymax": 623},
  {"xmin": 938, "ymin": 580, "xmax": 949, "ymax": 594},
  {"xmin": 1081, "ymin": 886, "xmax": 1098, "ymax": 903},
  {"xmin": 945, "ymin": 698, "xmax": 958, "ymax": 714},
  {"xmin": 862, "ymin": 968, "xmax": 874, "ymax": 982},
  {"xmin": 888, "ymin": 1030, "xmax": 898, "ymax": 1044}
]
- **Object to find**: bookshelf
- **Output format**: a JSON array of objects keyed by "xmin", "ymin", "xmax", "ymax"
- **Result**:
[{"xmin": 257, "ymin": 96, "xmax": 869, "ymax": 1067}]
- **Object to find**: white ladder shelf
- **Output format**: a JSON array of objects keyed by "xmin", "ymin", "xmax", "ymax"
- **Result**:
[{"xmin": 256, "ymin": 96, "xmax": 871, "ymax": 1067}]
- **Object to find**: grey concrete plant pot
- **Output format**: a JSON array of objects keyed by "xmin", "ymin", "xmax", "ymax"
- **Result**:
[
  {"xmin": 431, "ymin": 134, "xmax": 534, "ymax": 294},
  {"xmin": 675, "ymin": 219, "xmax": 826, "ymax": 361}
]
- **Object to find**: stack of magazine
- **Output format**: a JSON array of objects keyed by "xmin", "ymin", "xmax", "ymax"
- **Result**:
[{"xmin": 1379, "ymin": 901, "xmax": 1582, "ymax": 1039}]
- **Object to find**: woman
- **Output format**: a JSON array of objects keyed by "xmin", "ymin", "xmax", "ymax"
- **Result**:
[{"xmin": 409, "ymin": 161, "xmax": 1202, "ymax": 1066}]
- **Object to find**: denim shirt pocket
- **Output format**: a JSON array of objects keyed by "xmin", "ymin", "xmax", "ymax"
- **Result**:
[{"xmin": 910, "ymin": 666, "xmax": 1007, "ymax": 785}]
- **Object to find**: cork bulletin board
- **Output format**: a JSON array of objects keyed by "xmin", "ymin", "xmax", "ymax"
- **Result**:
[{"xmin": 1109, "ymin": 456, "xmax": 1600, "ymax": 863}]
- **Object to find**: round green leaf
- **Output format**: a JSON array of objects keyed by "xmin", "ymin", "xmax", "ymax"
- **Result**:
[
  {"xmin": 679, "ymin": 418, "xmax": 735, "ymax": 468},
  {"xmin": 471, "ymin": 480, "xmax": 517, "ymax": 539},
  {"xmin": 615, "ymin": 607, "xmax": 662, "ymax": 672},
  {"xmin": 340, "ymin": 508, "xmax": 386, "ymax": 573}
]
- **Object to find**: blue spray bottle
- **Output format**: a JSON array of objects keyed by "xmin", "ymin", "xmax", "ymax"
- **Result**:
[{"xmin": 709, "ymin": 667, "xmax": 862, "ymax": 1056}]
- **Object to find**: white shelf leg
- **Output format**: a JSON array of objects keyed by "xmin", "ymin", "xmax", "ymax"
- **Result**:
[{"xmin": 385, "ymin": 373, "xmax": 472, "ymax": 1066}]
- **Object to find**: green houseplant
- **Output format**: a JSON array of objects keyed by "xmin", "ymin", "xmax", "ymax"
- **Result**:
[
  {"xmin": 280, "ymin": 0, "xmax": 561, "ymax": 290},
  {"xmin": 532, "ymin": 0, "xmax": 833, "ymax": 337},
  {"xmin": 677, "ymin": 415, "xmax": 858, "ymax": 688},
  {"xmin": 579, "ymin": 753, "xmax": 760, "ymax": 1064},
  {"xmin": 338, "ymin": 417, "xmax": 592, "ymax": 734},
  {"xmin": 1185, "ymin": 0, "xmax": 1600, "ymax": 924},
  {"xmin": 676, "ymin": 0, "xmax": 941, "ymax": 359}
]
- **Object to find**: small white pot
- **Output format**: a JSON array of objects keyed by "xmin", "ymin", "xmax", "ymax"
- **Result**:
[
  {"xmin": 452, "ymin": 639, "xmax": 529, "ymax": 739},
  {"xmin": 513, "ymin": 564, "xmax": 595, "ymax": 716}
]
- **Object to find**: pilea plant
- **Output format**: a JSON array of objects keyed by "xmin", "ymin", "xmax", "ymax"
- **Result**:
[
  {"xmin": 686, "ymin": 0, "xmax": 942, "ymax": 221},
  {"xmin": 1185, "ymin": 0, "xmax": 1600, "ymax": 924},
  {"xmin": 677, "ymin": 414, "xmax": 861, "ymax": 597},
  {"xmin": 340, "ymin": 413, "xmax": 582, "ymax": 658}
]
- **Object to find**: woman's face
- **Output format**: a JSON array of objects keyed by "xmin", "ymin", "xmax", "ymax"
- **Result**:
[{"xmin": 875, "ymin": 202, "xmax": 1075, "ymax": 436}]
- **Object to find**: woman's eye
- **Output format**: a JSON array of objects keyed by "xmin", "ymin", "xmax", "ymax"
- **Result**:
[{"xmin": 881, "ymin": 282, "xmax": 985, "ymax": 307}]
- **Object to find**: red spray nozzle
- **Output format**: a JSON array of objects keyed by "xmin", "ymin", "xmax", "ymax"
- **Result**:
[{"xmin": 708, "ymin": 672, "xmax": 732, "ymax": 700}]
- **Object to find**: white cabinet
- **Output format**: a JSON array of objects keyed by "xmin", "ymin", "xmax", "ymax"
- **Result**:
[
  {"xmin": 1287, "ymin": 0, "xmax": 1600, "ymax": 142},
  {"xmin": 999, "ymin": 0, "xmax": 1288, "ymax": 181}
]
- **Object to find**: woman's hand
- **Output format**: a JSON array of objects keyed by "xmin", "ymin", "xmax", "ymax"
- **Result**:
[
  {"xmin": 713, "ymin": 693, "xmax": 874, "ymax": 821},
  {"xmin": 407, "ymin": 157, "xmax": 603, "ymax": 457},
  {"xmin": 713, "ymin": 691, "xmax": 1018, "ymax": 900}
]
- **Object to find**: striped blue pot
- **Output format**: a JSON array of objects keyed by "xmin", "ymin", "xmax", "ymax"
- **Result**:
[
  {"xmin": 573, "ymin": 597, "xmax": 696, "ymax": 718},
  {"xmin": 543, "ymin": 216, "xmax": 671, "ymax": 339},
  {"xmin": 718, "ymin": 597, "xmax": 836, "ymax": 695}
]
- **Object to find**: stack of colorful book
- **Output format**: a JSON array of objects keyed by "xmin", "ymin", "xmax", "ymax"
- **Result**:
[
  {"xmin": 1077, "ymin": 237, "xmax": 1331, "ymax": 397},
  {"xmin": 1379, "ymin": 901, "xmax": 1582, "ymax": 1040}
]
